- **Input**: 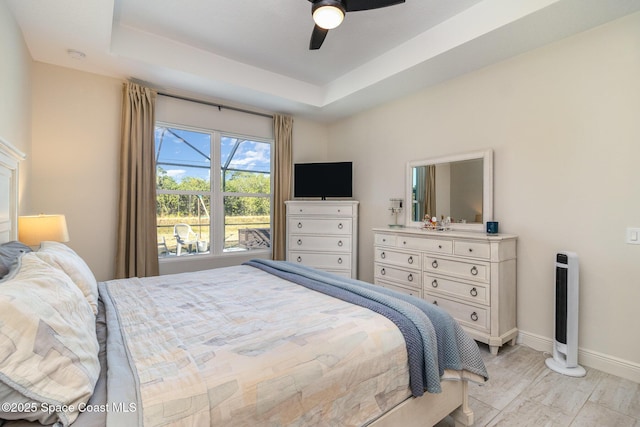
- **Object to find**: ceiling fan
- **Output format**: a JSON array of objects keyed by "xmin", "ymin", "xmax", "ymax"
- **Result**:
[{"xmin": 308, "ymin": 0, "xmax": 406, "ymax": 50}]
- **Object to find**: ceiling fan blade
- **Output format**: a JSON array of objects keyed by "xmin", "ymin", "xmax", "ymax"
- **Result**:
[
  {"xmin": 344, "ymin": 0, "xmax": 405, "ymax": 12},
  {"xmin": 309, "ymin": 24, "xmax": 329, "ymax": 50}
]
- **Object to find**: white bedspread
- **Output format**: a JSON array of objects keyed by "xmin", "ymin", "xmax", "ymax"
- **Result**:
[{"xmin": 99, "ymin": 265, "xmax": 413, "ymax": 426}]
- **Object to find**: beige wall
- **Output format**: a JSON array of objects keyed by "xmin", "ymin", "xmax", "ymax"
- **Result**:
[
  {"xmin": 30, "ymin": 63, "xmax": 122, "ymax": 281},
  {"xmin": 0, "ymin": 2, "xmax": 32, "ymax": 212},
  {"xmin": 327, "ymin": 13, "xmax": 640, "ymax": 377}
]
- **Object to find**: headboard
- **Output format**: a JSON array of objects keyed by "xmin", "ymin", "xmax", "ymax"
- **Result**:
[{"xmin": 0, "ymin": 136, "xmax": 25, "ymax": 244}]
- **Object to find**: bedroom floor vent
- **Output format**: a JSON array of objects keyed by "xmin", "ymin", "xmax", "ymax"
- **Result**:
[{"xmin": 545, "ymin": 251, "xmax": 586, "ymax": 377}]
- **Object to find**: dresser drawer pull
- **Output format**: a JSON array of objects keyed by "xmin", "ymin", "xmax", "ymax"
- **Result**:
[
  {"xmin": 381, "ymin": 251, "xmax": 386, "ymax": 259},
  {"xmin": 433, "ymin": 300, "xmax": 438, "ymax": 306},
  {"xmin": 403, "ymin": 241, "xmax": 407, "ymax": 245},
  {"xmin": 407, "ymin": 256, "xmax": 414, "ymax": 264},
  {"xmin": 297, "ymin": 256, "xmax": 302, "ymax": 262},
  {"xmin": 470, "ymin": 287, "xmax": 478, "ymax": 297},
  {"xmin": 470, "ymin": 266, "xmax": 478, "ymax": 276},
  {"xmin": 470, "ymin": 312, "xmax": 479, "ymax": 322},
  {"xmin": 431, "ymin": 279, "xmax": 438, "ymax": 288},
  {"xmin": 297, "ymin": 239, "xmax": 302, "ymax": 245},
  {"xmin": 438, "ymin": 244, "xmax": 442, "ymax": 249},
  {"xmin": 338, "ymin": 223, "xmax": 343, "ymax": 229},
  {"xmin": 380, "ymin": 268, "xmax": 386, "ymax": 275},
  {"xmin": 468, "ymin": 248, "xmax": 473, "ymax": 253},
  {"xmin": 338, "ymin": 240, "xmax": 343, "ymax": 247},
  {"xmin": 297, "ymin": 222, "xmax": 303, "ymax": 228},
  {"xmin": 337, "ymin": 257, "xmax": 343, "ymax": 264},
  {"xmin": 407, "ymin": 274, "xmax": 413, "ymax": 282},
  {"xmin": 432, "ymin": 260, "xmax": 439, "ymax": 269}
]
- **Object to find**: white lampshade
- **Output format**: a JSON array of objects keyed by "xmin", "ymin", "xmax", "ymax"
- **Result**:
[
  {"xmin": 313, "ymin": 4, "xmax": 345, "ymax": 30},
  {"xmin": 18, "ymin": 214, "xmax": 70, "ymax": 246}
]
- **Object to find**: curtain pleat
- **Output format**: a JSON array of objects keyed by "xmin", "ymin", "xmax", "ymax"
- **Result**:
[
  {"xmin": 425, "ymin": 165, "xmax": 436, "ymax": 221},
  {"xmin": 115, "ymin": 82, "xmax": 159, "ymax": 278},
  {"xmin": 272, "ymin": 114, "xmax": 293, "ymax": 260}
]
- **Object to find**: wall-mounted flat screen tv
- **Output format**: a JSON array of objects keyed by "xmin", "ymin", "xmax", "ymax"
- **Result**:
[{"xmin": 294, "ymin": 162, "xmax": 352, "ymax": 200}]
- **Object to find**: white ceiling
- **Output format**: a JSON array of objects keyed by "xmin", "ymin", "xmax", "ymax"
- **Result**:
[{"xmin": 7, "ymin": 0, "xmax": 640, "ymax": 121}]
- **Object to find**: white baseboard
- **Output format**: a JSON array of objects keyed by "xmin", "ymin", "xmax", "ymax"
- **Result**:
[{"xmin": 517, "ymin": 330, "xmax": 640, "ymax": 384}]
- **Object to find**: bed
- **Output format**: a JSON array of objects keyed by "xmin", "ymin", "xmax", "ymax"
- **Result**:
[{"xmin": 0, "ymin": 141, "xmax": 486, "ymax": 427}]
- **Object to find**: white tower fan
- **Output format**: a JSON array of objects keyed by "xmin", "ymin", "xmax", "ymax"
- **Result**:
[{"xmin": 545, "ymin": 251, "xmax": 586, "ymax": 377}]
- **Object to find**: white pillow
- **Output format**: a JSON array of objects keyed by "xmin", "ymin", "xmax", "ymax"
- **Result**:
[
  {"xmin": 36, "ymin": 241, "xmax": 99, "ymax": 315},
  {"xmin": 0, "ymin": 253, "xmax": 100, "ymax": 426}
]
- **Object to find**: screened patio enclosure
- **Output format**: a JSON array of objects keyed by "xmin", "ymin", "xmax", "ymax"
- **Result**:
[{"xmin": 155, "ymin": 125, "xmax": 272, "ymax": 257}]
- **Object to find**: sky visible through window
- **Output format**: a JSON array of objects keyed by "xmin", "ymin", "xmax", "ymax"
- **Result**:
[{"xmin": 155, "ymin": 127, "xmax": 270, "ymax": 183}]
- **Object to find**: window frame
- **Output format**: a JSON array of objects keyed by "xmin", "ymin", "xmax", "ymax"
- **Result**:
[{"xmin": 155, "ymin": 121, "xmax": 274, "ymax": 260}]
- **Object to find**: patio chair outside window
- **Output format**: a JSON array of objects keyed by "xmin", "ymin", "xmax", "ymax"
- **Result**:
[{"xmin": 174, "ymin": 223, "xmax": 201, "ymax": 256}]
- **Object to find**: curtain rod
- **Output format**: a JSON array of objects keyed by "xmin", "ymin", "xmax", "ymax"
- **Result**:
[{"xmin": 158, "ymin": 92, "xmax": 273, "ymax": 119}]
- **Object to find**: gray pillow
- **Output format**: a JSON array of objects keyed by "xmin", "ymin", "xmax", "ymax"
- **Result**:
[{"xmin": 0, "ymin": 241, "xmax": 32, "ymax": 279}]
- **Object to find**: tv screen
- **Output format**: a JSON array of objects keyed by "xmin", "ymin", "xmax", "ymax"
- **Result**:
[{"xmin": 294, "ymin": 162, "xmax": 352, "ymax": 199}]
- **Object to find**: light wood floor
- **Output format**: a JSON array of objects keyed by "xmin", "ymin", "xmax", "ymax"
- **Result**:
[{"xmin": 436, "ymin": 344, "xmax": 640, "ymax": 426}]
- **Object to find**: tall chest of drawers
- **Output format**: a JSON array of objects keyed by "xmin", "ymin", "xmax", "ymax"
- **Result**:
[
  {"xmin": 373, "ymin": 227, "xmax": 517, "ymax": 355},
  {"xmin": 286, "ymin": 201, "xmax": 358, "ymax": 278}
]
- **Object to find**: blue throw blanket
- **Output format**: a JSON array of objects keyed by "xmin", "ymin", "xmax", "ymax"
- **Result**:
[{"xmin": 245, "ymin": 259, "xmax": 488, "ymax": 396}]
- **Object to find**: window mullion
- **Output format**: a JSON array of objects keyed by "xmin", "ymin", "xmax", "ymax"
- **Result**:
[{"xmin": 211, "ymin": 131, "xmax": 223, "ymax": 255}]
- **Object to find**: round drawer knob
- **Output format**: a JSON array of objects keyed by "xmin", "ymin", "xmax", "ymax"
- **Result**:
[
  {"xmin": 337, "ymin": 257, "xmax": 343, "ymax": 264},
  {"xmin": 438, "ymin": 244, "xmax": 442, "ymax": 249},
  {"xmin": 338, "ymin": 223, "xmax": 343, "ymax": 229},
  {"xmin": 407, "ymin": 274, "xmax": 413, "ymax": 282},
  {"xmin": 297, "ymin": 256, "xmax": 302, "ymax": 262},
  {"xmin": 432, "ymin": 260, "xmax": 439, "ymax": 269},
  {"xmin": 297, "ymin": 239, "xmax": 302, "ymax": 245},
  {"xmin": 433, "ymin": 300, "xmax": 438, "ymax": 306},
  {"xmin": 297, "ymin": 222, "xmax": 303, "ymax": 228},
  {"xmin": 468, "ymin": 248, "xmax": 473, "ymax": 253},
  {"xmin": 381, "ymin": 251, "xmax": 386, "ymax": 259},
  {"xmin": 470, "ymin": 266, "xmax": 478, "ymax": 276},
  {"xmin": 431, "ymin": 280, "xmax": 438, "ymax": 288},
  {"xmin": 337, "ymin": 240, "xmax": 343, "ymax": 247},
  {"xmin": 381, "ymin": 268, "xmax": 386, "ymax": 275},
  {"xmin": 470, "ymin": 312, "xmax": 479, "ymax": 322},
  {"xmin": 470, "ymin": 287, "xmax": 478, "ymax": 297},
  {"xmin": 408, "ymin": 256, "xmax": 414, "ymax": 264}
]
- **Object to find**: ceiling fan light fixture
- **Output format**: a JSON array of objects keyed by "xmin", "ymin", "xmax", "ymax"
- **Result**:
[{"xmin": 312, "ymin": 1, "xmax": 345, "ymax": 30}]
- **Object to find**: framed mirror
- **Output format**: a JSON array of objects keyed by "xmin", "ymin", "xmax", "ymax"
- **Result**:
[{"xmin": 405, "ymin": 149, "xmax": 493, "ymax": 231}]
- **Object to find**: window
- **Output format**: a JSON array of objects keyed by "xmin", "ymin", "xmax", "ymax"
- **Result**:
[{"xmin": 155, "ymin": 124, "xmax": 272, "ymax": 258}]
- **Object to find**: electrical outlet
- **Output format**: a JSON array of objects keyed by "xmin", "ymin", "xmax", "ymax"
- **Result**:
[{"xmin": 626, "ymin": 227, "xmax": 640, "ymax": 245}]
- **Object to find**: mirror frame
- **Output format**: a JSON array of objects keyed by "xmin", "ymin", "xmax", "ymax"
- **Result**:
[{"xmin": 405, "ymin": 149, "xmax": 493, "ymax": 231}]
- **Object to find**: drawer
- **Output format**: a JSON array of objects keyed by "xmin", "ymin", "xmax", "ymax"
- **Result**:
[
  {"xmin": 375, "ymin": 279, "xmax": 422, "ymax": 298},
  {"xmin": 289, "ymin": 252, "xmax": 351, "ymax": 269},
  {"xmin": 374, "ymin": 233, "xmax": 397, "ymax": 246},
  {"xmin": 289, "ymin": 218, "xmax": 352, "ymax": 235},
  {"xmin": 374, "ymin": 248, "xmax": 420, "ymax": 270},
  {"xmin": 374, "ymin": 263, "xmax": 421, "ymax": 289},
  {"xmin": 398, "ymin": 236, "xmax": 453, "ymax": 254},
  {"xmin": 289, "ymin": 235, "xmax": 351, "ymax": 252},
  {"xmin": 423, "ymin": 256, "xmax": 490, "ymax": 283},
  {"xmin": 424, "ymin": 274, "xmax": 489, "ymax": 305},
  {"xmin": 287, "ymin": 203, "xmax": 353, "ymax": 216},
  {"xmin": 454, "ymin": 240, "xmax": 491, "ymax": 259},
  {"xmin": 424, "ymin": 293, "xmax": 489, "ymax": 332}
]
